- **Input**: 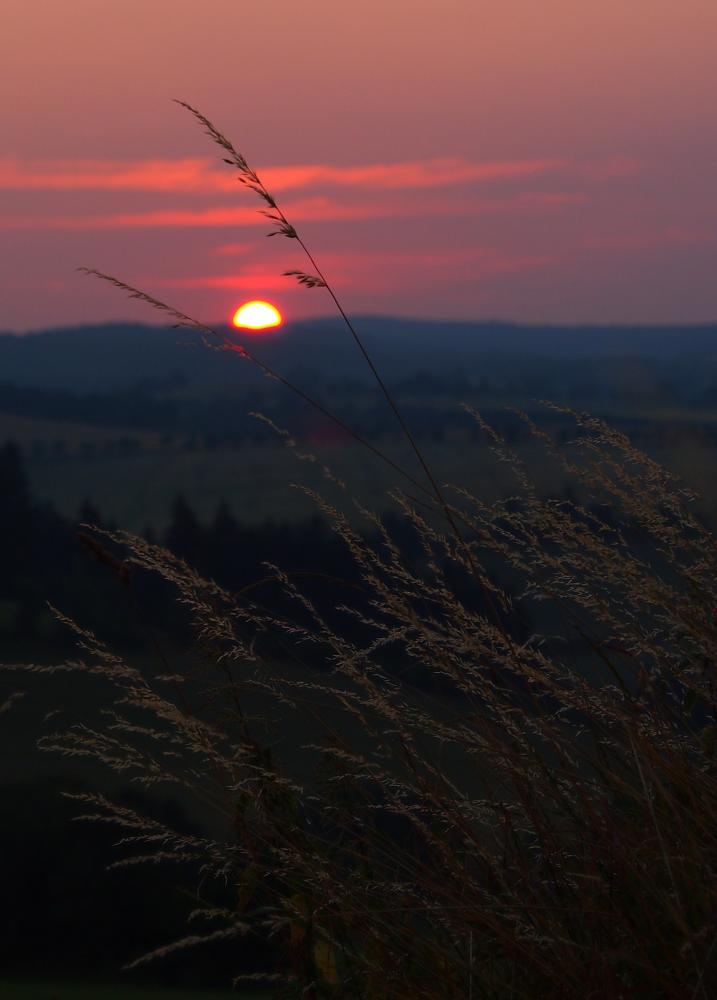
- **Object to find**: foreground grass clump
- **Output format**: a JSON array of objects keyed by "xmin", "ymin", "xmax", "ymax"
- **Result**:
[{"xmin": 16, "ymin": 407, "xmax": 716, "ymax": 999}]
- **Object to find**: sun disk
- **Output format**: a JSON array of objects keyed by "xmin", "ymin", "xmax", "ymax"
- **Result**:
[{"xmin": 232, "ymin": 300, "xmax": 283, "ymax": 330}]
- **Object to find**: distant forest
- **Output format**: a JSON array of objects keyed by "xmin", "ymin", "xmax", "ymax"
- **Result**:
[{"xmin": 0, "ymin": 441, "xmax": 352, "ymax": 653}]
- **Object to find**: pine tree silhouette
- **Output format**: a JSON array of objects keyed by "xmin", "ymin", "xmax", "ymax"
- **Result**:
[
  {"xmin": 0, "ymin": 443, "xmax": 33, "ymax": 588},
  {"xmin": 164, "ymin": 494, "xmax": 204, "ymax": 568}
]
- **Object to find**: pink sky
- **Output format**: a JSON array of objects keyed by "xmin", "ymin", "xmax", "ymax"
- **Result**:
[{"xmin": 1, "ymin": 0, "xmax": 716, "ymax": 330}]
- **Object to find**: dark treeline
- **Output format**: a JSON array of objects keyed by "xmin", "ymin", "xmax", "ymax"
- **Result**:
[
  {"xmin": 0, "ymin": 441, "xmax": 355, "ymax": 653},
  {"xmin": 0, "ymin": 436, "xmax": 608, "ymax": 720},
  {"xmin": 8, "ymin": 378, "xmax": 717, "ymax": 462},
  {"xmin": 6, "ymin": 346, "xmax": 717, "ymax": 446},
  {"xmin": 0, "ymin": 434, "xmax": 708, "ymax": 658},
  {"xmin": 0, "ymin": 439, "xmax": 507, "ymax": 702}
]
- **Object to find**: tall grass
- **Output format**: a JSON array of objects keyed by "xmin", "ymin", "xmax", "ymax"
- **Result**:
[{"xmin": 13, "ymin": 107, "xmax": 717, "ymax": 997}]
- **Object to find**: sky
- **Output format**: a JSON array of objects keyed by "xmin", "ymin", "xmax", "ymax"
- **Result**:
[{"xmin": 1, "ymin": 0, "xmax": 716, "ymax": 331}]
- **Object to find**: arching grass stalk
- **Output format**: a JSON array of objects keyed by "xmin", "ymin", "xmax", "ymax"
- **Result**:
[{"xmin": 167, "ymin": 102, "xmax": 501, "ymax": 619}]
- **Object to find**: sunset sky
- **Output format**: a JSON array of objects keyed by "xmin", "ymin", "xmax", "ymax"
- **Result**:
[{"xmin": 2, "ymin": 0, "xmax": 716, "ymax": 331}]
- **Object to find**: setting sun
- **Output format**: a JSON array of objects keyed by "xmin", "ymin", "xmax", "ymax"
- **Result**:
[{"xmin": 231, "ymin": 300, "xmax": 283, "ymax": 330}]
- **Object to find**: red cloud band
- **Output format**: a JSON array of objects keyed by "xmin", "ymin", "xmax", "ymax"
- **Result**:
[
  {"xmin": 0, "ymin": 192, "xmax": 586, "ymax": 230},
  {"xmin": 0, "ymin": 155, "xmax": 568, "ymax": 194}
]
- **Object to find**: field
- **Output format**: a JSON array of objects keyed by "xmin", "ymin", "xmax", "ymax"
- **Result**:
[{"xmin": 19, "ymin": 419, "xmax": 717, "ymax": 531}]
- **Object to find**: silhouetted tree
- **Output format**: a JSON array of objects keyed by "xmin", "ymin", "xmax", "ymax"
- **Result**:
[
  {"xmin": 0, "ymin": 442, "xmax": 33, "ymax": 590},
  {"xmin": 207, "ymin": 501, "xmax": 241, "ymax": 583},
  {"xmin": 78, "ymin": 498, "xmax": 103, "ymax": 527},
  {"xmin": 164, "ymin": 494, "xmax": 204, "ymax": 568}
]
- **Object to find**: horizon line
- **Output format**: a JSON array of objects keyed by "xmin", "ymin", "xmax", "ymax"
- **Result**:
[{"xmin": 3, "ymin": 314, "xmax": 717, "ymax": 337}]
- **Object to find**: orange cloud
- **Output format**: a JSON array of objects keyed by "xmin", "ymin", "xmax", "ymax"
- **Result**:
[
  {"xmin": 0, "ymin": 198, "xmax": 390, "ymax": 229},
  {"xmin": 0, "ymin": 155, "xmax": 640, "ymax": 200},
  {"xmin": 0, "ymin": 155, "xmax": 566, "ymax": 194},
  {"xmin": 0, "ymin": 158, "xmax": 216, "ymax": 192},
  {"xmin": 259, "ymin": 158, "xmax": 567, "ymax": 191},
  {"xmin": 0, "ymin": 191, "xmax": 586, "ymax": 230}
]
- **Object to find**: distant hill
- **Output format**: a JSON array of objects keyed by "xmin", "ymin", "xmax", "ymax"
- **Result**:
[{"xmin": 1, "ymin": 317, "xmax": 716, "ymax": 392}]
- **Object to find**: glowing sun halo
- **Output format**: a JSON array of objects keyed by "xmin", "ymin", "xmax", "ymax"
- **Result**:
[{"xmin": 232, "ymin": 300, "xmax": 283, "ymax": 330}]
